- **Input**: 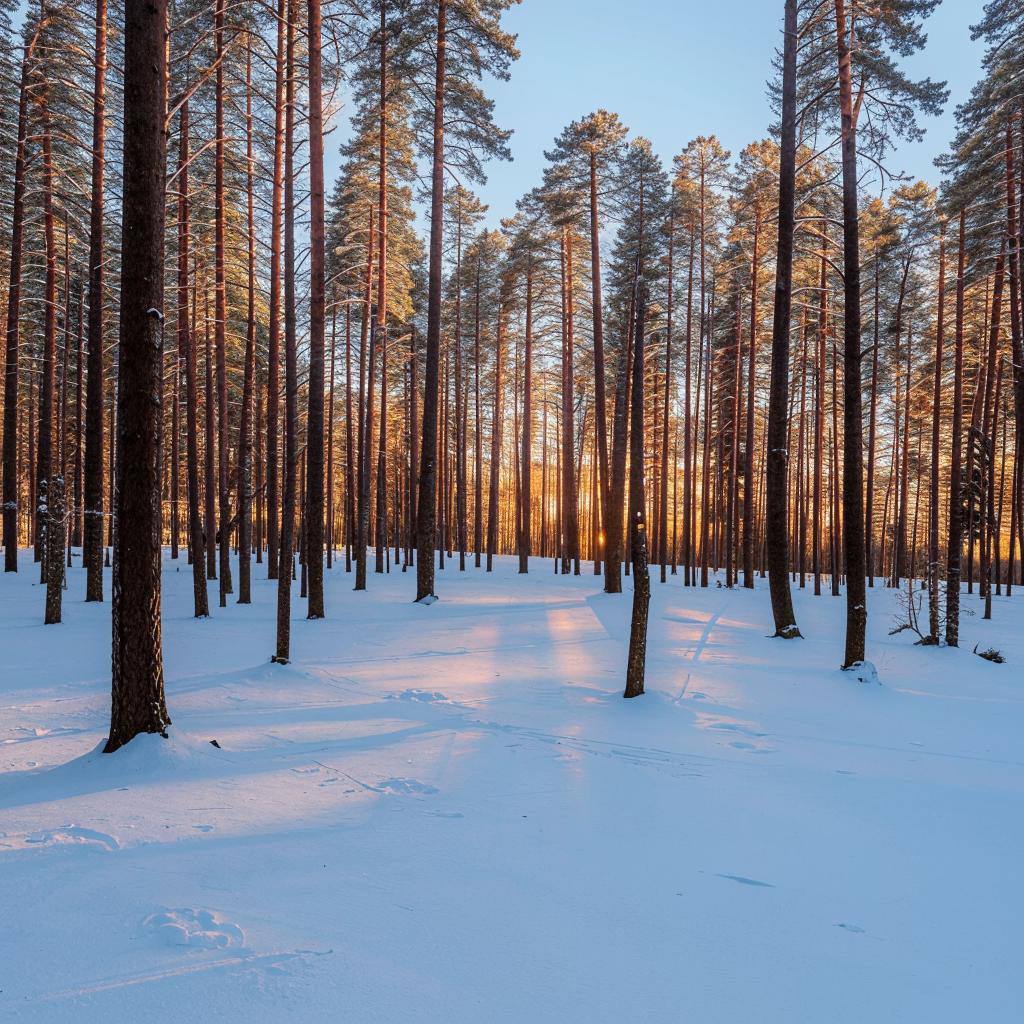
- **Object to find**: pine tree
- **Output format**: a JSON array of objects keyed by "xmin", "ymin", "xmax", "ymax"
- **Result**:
[
  {"xmin": 764, "ymin": 0, "xmax": 801, "ymax": 634},
  {"xmin": 411, "ymin": 0, "xmax": 518, "ymax": 603},
  {"xmin": 819, "ymin": 0, "xmax": 946, "ymax": 667},
  {"xmin": 105, "ymin": 0, "xmax": 170, "ymax": 753},
  {"xmin": 544, "ymin": 111, "xmax": 628, "ymax": 588},
  {"xmin": 606, "ymin": 138, "xmax": 670, "ymax": 591},
  {"xmin": 624, "ymin": 273, "xmax": 650, "ymax": 699},
  {"xmin": 673, "ymin": 135, "xmax": 729, "ymax": 587},
  {"xmin": 2, "ymin": 32, "xmax": 34, "ymax": 573}
]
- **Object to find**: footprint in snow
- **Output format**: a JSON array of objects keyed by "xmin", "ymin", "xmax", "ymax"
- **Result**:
[
  {"xmin": 729, "ymin": 740, "xmax": 776, "ymax": 754},
  {"xmin": 144, "ymin": 908, "xmax": 245, "ymax": 950},
  {"xmin": 710, "ymin": 722, "xmax": 769, "ymax": 738},
  {"xmin": 377, "ymin": 777, "xmax": 439, "ymax": 795},
  {"xmin": 391, "ymin": 689, "xmax": 447, "ymax": 703}
]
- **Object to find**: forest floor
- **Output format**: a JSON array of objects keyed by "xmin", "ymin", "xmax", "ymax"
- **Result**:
[{"xmin": 0, "ymin": 550, "xmax": 1020, "ymax": 1021}]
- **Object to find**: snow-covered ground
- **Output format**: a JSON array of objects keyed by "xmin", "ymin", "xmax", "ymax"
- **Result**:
[{"xmin": 1, "ymin": 551, "xmax": 1020, "ymax": 1021}]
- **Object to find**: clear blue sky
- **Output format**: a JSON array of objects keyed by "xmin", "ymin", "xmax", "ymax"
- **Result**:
[{"xmin": 461, "ymin": 0, "xmax": 988, "ymax": 225}]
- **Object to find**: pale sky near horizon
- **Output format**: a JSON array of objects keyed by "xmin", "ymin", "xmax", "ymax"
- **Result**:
[{"xmin": 371, "ymin": 0, "xmax": 989, "ymax": 228}]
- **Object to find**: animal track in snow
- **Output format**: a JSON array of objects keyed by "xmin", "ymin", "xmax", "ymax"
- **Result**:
[
  {"xmin": 391, "ymin": 689, "xmax": 447, "ymax": 703},
  {"xmin": 144, "ymin": 908, "xmax": 245, "ymax": 950},
  {"xmin": 703, "ymin": 718, "xmax": 768, "ymax": 738},
  {"xmin": 377, "ymin": 777, "xmax": 439, "ymax": 795}
]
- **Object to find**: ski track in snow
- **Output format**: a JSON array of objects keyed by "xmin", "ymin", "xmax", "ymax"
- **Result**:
[{"xmin": 0, "ymin": 550, "xmax": 1021, "ymax": 1022}]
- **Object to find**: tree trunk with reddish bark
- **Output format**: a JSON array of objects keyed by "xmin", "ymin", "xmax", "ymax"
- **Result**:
[{"xmin": 105, "ymin": 0, "xmax": 171, "ymax": 752}]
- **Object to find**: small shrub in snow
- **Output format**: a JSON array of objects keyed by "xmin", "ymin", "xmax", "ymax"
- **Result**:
[
  {"xmin": 973, "ymin": 645, "xmax": 1005, "ymax": 664},
  {"xmin": 889, "ymin": 583, "xmax": 941, "ymax": 645}
]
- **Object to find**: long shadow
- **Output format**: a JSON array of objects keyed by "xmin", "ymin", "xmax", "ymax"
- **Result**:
[{"xmin": 0, "ymin": 698, "xmax": 466, "ymax": 812}]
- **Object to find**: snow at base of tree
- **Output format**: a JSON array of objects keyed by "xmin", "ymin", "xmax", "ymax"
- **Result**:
[
  {"xmin": 843, "ymin": 659, "xmax": 881, "ymax": 685},
  {"xmin": 0, "ymin": 551, "xmax": 1018, "ymax": 1022}
]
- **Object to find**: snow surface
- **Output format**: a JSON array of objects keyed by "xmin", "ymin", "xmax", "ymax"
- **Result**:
[{"xmin": 0, "ymin": 552, "xmax": 1020, "ymax": 1021}]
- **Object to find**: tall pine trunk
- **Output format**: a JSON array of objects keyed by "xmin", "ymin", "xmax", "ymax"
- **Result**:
[
  {"xmin": 979, "ymin": 251, "xmax": 1004, "ymax": 616},
  {"xmin": 607, "ymin": 288, "xmax": 633, "ymax": 594},
  {"xmin": 835, "ymin": 0, "xmax": 868, "ymax": 667},
  {"xmin": 866, "ymin": 260, "xmax": 880, "ymax": 583},
  {"xmin": 659, "ymin": 215, "xmax": 673, "ymax": 584},
  {"xmin": 274, "ymin": 0, "xmax": 298, "ymax": 662},
  {"xmin": 945, "ymin": 215, "xmax": 966, "ymax": 645},
  {"xmin": 327, "ymin": 303, "xmax": 336, "ymax": 567},
  {"xmin": 213, "ymin": 0, "xmax": 232, "ymax": 603},
  {"xmin": 453, "ymin": 222, "xmax": 466, "ymax": 568},
  {"xmin": 305, "ymin": 0, "xmax": 326, "ymax": 616},
  {"xmin": 474, "ymin": 267, "xmax": 483, "ymax": 566},
  {"xmin": 624, "ymin": 277, "xmax": 650, "ymax": 699},
  {"xmin": 81, "ymin": 0, "xmax": 104, "ymax": 598},
  {"xmin": 36, "ymin": 84, "xmax": 58, "ymax": 579},
  {"xmin": 407, "ymin": 325, "xmax": 418, "ymax": 568},
  {"xmin": 683, "ymin": 223, "xmax": 695, "ymax": 585},
  {"xmin": 927, "ymin": 224, "xmax": 946, "ymax": 640},
  {"xmin": 813, "ymin": 256, "xmax": 826, "ymax": 596},
  {"xmin": 894, "ymin": 322, "xmax": 912, "ymax": 586},
  {"xmin": 415, "ymin": 0, "xmax": 446, "ymax": 602},
  {"xmin": 177, "ymin": 102, "xmax": 207, "ymax": 617},
  {"xmin": 345, "ymin": 302, "xmax": 355, "ymax": 572},
  {"xmin": 487, "ymin": 308, "xmax": 503, "ymax": 570},
  {"xmin": 562, "ymin": 229, "xmax": 580, "ymax": 574},
  {"xmin": 373, "ymin": 2, "xmax": 390, "ymax": 579},
  {"xmin": 726, "ymin": 280, "xmax": 743, "ymax": 587},
  {"xmin": 203, "ymin": 288, "xmax": 216, "ymax": 578},
  {"xmin": 73, "ymin": 283, "xmax": 84, "ymax": 551},
  {"xmin": 266, "ymin": 0, "xmax": 286, "ymax": 581},
  {"xmin": 589, "ymin": 153, "xmax": 612, "ymax": 590},
  {"xmin": 1005, "ymin": 121, "xmax": 1024, "ymax": 600},
  {"xmin": 765, "ymin": 0, "xmax": 800, "ymax": 632},
  {"xmin": 238, "ymin": 41, "xmax": 256, "ymax": 605},
  {"xmin": 355, "ymin": 210, "xmax": 375, "ymax": 591},
  {"xmin": 743, "ymin": 209, "xmax": 759, "ymax": 589},
  {"xmin": 2, "ymin": 40, "xmax": 32, "ymax": 572},
  {"xmin": 105, "ymin": 0, "xmax": 171, "ymax": 752},
  {"xmin": 519, "ymin": 264, "xmax": 533, "ymax": 572}
]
